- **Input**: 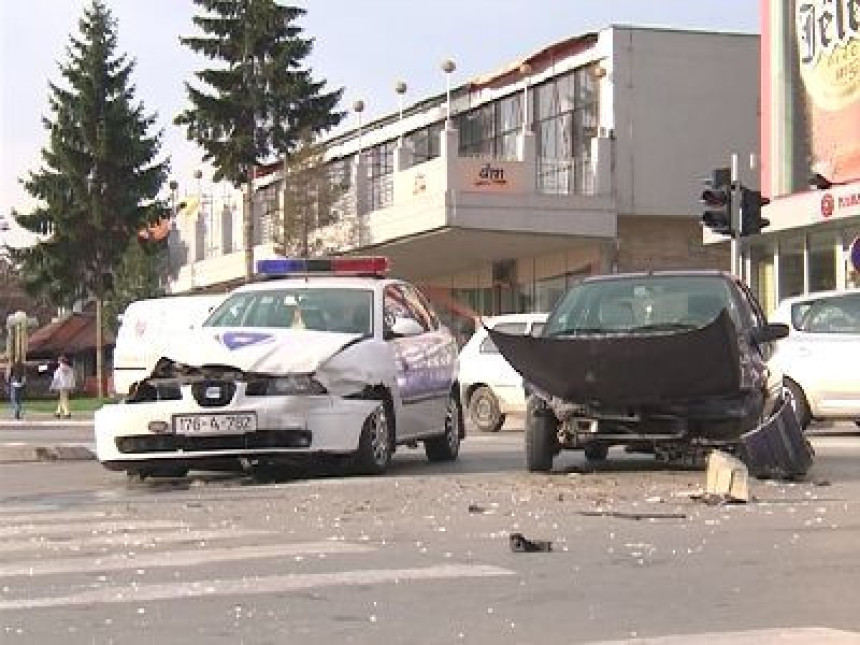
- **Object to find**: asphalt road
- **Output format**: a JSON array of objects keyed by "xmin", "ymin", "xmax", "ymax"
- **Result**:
[{"xmin": 1, "ymin": 424, "xmax": 860, "ymax": 644}]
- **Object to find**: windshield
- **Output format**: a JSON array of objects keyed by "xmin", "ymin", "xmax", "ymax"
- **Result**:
[
  {"xmin": 544, "ymin": 275, "xmax": 737, "ymax": 336},
  {"xmin": 204, "ymin": 288, "xmax": 374, "ymax": 334}
]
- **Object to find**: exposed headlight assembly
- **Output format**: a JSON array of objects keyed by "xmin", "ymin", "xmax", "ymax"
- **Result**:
[{"xmin": 246, "ymin": 374, "xmax": 327, "ymax": 396}]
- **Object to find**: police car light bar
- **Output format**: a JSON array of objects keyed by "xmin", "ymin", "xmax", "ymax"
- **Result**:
[{"xmin": 256, "ymin": 256, "xmax": 390, "ymax": 277}]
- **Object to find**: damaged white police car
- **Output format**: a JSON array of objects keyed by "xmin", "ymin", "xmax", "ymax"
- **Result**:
[{"xmin": 95, "ymin": 257, "xmax": 463, "ymax": 478}]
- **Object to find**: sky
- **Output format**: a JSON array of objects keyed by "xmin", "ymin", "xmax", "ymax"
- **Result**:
[{"xmin": 0, "ymin": 0, "xmax": 760, "ymax": 246}]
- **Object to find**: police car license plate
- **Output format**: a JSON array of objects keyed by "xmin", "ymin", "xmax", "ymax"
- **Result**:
[{"xmin": 173, "ymin": 413, "xmax": 256, "ymax": 435}]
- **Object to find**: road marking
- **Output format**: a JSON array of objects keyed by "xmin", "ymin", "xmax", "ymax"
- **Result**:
[
  {"xmin": 0, "ymin": 510, "xmax": 111, "ymax": 525},
  {"xmin": 0, "ymin": 541, "xmax": 374, "ymax": 577},
  {"xmin": 0, "ymin": 519, "xmax": 187, "ymax": 538},
  {"xmin": 0, "ymin": 528, "xmax": 272, "ymax": 554},
  {"xmin": 587, "ymin": 627, "xmax": 860, "ymax": 644},
  {"xmin": 0, "ymin": 563, "xmax": 514, "ymax": 610}
]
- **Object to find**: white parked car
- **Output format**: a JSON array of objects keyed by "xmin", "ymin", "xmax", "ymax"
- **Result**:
[
  {"xmin": 770, "ymin": 288, "xmax": 860, "ymax": 429},
  {"xmin": 459, "ymin": 313, "xmax": 548, "ymax": 432},
  {"xmin": 95, "ymin": 257, "xmax": 462, "ymax": 478}
]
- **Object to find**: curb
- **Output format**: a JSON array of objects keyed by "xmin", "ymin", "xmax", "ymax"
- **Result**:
[{"xmin": 0, "ymin": 444, "xmax": 96, "ymax": 463}]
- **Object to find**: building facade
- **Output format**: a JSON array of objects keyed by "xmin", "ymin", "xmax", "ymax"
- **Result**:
[
  {"xmin": 732, "ymin": 1, "xmax": 860, "ymax": 314},
  {"xmin": 168, "ymin": 25, "xmax": 760, "ymax": 334}
]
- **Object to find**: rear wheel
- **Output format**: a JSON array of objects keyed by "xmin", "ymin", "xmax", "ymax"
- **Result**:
[
  {"xmin": 784, "ymin": 379, "xmax": 811, "ymax": 430},
  {"xmin": 468, "ymin": 386, "xmax": 505, "ymax": 433},
  {"xmin": 525, "ymin": 397, "xmax": 559, "ymax": 472},
  {"xmin": 425, "ymin": 393, "xmax": 462, "ymax": 462},
  {"xmin": 354, "ymin": 404, "xmax": 393, "ymax": 475}
]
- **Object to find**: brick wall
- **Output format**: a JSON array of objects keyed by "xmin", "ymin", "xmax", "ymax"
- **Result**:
[{"xmin": 615, "ymin": 216, "xmax": 730, "ymax": 273}]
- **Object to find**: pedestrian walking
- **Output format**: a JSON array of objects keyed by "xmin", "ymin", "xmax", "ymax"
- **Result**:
[
  {"xmin": 6, "ymin": 362, "xmax": 26, "ymax": 420},
  {"xmin": 50, "ymin": 355, "xmax": 76, "ymax": 418}
]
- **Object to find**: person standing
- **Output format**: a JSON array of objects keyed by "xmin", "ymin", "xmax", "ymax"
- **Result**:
[
  {"xmin": 50, "ymin": 356, "xmax": 76, "ymax": 418},
  {"xmin": 6, "ymin": 362, "xmax": 26, "ymax": 420}
]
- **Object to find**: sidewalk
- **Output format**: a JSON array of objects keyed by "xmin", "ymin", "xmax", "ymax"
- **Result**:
[{"xmin": 0, "ymin": 411, "xmax": 96, "ymax": 463}]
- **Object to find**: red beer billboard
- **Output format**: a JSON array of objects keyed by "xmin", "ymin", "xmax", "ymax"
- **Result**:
[{"xmin": 761, "ymin": 0, "xmax": 860, "ymax": 198}]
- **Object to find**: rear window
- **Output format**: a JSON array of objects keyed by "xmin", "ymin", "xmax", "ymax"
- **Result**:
[
  {"xmin": 545, "ymin": 276, "xmax": 737, "ymax": 335},
  {"xmin": 797, "ymin": 294, "xmax": 860, "ymax": 334}
]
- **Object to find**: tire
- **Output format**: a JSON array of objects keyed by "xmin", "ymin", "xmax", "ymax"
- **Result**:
[
  {"xmin": 425, "ymin": 393, "xmax": 462, "ymax": 462},
  {"xmin": 525, "ymin": 397, "xmax": 559, "ymax": 472},
  {"xmin": 784, "ymin": 379, "xmax": 811, "ymax": 430},
  {"xmin": 584, "ymin": 443, "xmax": 609, "ymax": 462},
  {"xmin": 468, "ymin": 386, "xmax": 505, "ymax": 432},
  {"xmin": 354, "ymin": 404, "xmax": 393, "ymax": 475}
]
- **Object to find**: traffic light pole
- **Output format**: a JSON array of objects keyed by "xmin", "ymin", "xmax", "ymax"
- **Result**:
[{"xmin": 730, "ymin": 153, "xmax": 741, "ymax": 279}]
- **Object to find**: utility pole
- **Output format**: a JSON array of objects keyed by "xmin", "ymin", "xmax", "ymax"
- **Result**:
[{"xmin": 730, "ymin": 153, "xmax": 741, "ymax": 279}]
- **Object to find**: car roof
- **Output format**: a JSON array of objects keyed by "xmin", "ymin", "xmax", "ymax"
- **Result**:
[
  {"xmin": 232, "ymin": 275, "xmax": 394, "ymax": 293},
  {"xmin": 775, "ymin": 288, "xmax": 860, "ymax": 309},
  {"xmin": 581, "ymin": 269, "xmax": 734, "ymax": 284},
  {"xmin": 481, "ymin": 312, "xmax": 549, "ymax": 327}
]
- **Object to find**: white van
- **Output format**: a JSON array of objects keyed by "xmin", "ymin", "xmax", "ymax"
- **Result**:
[{"xmin": 113, "ymin": 294, "xmax": 226, "ymax": 395}]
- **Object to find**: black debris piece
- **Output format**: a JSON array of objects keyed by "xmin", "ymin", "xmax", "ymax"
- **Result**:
[
  {"xmin": 739, "ymin": 396, "xmax": 814, "ymax": 480},
  {"xmin": 467, "ymin": 504, "xmax": 485, "ymax": 514},
  {"xmin": 509, "ymin": 532, "xmax": 552, "ymax": 553},
  {"xmin": 578, "ymin": 510, "xmax": 688, "ymax": 520}
]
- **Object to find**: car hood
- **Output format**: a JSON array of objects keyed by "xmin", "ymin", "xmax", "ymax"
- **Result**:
[
  {"xmin": 488, "ymin": 310, "xmax": 741, "ymax": 405},
  {"xmin": 157, "ymin": 327, "xmax": 364, "ymax": 375}
]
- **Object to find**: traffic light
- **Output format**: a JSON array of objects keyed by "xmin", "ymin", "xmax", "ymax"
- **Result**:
[
  {"xmin": 700, "ymin": 167, "xmax": 733, "ymax": 236},
  {"xmin": 740, "ymin": 188, "xmax": 771, "ymax": 236}
]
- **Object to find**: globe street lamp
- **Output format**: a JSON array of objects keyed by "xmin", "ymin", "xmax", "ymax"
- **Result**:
[
  {"xmin": 395, "ymin": 80, "xmax": 407, "ymax": 143},
  {"xmin": 441, "ymin": 59, "xmax": 456, "ymax": 126},
  {"xmin": 353, "ymin": 99, "xmax": 365, "ymax": 155}
]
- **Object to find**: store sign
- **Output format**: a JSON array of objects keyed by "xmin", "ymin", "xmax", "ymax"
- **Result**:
[
  {"xmin": 762, "ymin": 0, "xmax": 860, "ymax": 197},
  {"xmin": 474, "ymin": 163, "xmax": 508, "ymax": 187},
  {"xmin": 457, "ymin": 158, "xmax": 525, "ymax": 193},
  {"xmin": 818, "ymin": 188, "xmax": 860, "ymax": 220}
]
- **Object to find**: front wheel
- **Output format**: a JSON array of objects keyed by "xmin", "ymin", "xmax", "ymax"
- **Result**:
[
  {"xmin": 525, "ymin": 397, "xmax": 559, "ymax": 472},
  {"xmin": 468, "ymin": 386, "xmax": 505, "ymax": 432},
  {"xmin": 354, "ymin": 404, "xmax": 393, "ymax": 475},
  {"xmin": 425, "ymin": 393, "xmax": 462, "ymax": 462}
]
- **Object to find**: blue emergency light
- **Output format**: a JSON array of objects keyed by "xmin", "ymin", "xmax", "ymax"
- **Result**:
[{"xmin": 256, "ymin": 256, "xmax": 390, "ymax": 277}]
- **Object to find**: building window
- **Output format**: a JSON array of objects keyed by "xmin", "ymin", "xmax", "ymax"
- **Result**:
[
  {"xmin": 406, "ymin": 122, "xmax": 444, "ymax": 165},
  {"xmin": 365, "ymin": 141, "xmax": 395, "ymax": 211},
  {"xmin": 534, "ymin": 65, "xmax": 599, "ymax": 195},
  {"xmin": 457, "ymin": 94, "xmax": 522, "ymax": 160}
]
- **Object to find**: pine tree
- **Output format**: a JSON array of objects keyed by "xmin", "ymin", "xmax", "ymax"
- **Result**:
[
  {"xmin": 9, "ymin": 0, "xmax": 168, "ymax": 397},
  {"xmin": 176, "ymin": 0, "xmax": 344, "ymax": 279},
  {"xmin": 276, "ymin": 130, "xmax": 345, "ymax": 257}
]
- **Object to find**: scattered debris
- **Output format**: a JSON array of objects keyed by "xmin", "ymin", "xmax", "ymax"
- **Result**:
[
  {"xmin": 509, "ymin": 532, "xmax": 552, "ymax": 552},
  {"xmin": 578, "ymin": 510, "xmax": 687, "ymax": 521},
  {"xmin": 704, "ymin": 450, "xmax": 750, "ymax": 503}
]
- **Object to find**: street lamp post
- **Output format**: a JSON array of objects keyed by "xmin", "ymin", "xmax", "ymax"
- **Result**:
[
  {"xmin": 353, "ymin": 99, "xmax": 365, "ymax": 155},
  {"xmin": 519, "ymin": 62, "xmax": 532, "ymax": 133},
  {"xmin": 441, "ymin": 59, "xmax": 456, "ymax": 126},
  {"xmin": 395, "ymin": 81, "xmax": 407, "ymax": 144}
]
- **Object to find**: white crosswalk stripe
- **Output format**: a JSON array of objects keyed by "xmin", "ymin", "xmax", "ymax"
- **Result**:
[
  {"xmin": 0, "ymin": 541, "xmax": 374, "ymax": 577},
  {"xmin": 0, "ymin": 504, "xmax": 514, "ymax": 611},
  {"xmin": 0, "ymin": 527, "xmax": 271, "ymax": 554}
]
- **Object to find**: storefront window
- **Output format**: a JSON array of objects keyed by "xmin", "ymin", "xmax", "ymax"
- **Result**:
[
  {"xmin": 808, "ymin": 231, "xmax": 837, "ymax": 292},
  {"xmin": 778, "ymin": 236, "xmax": 805, "ymax": 300}
]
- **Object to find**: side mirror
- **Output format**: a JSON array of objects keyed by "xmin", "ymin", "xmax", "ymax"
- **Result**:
[
  {"xmin": 751, "ymin": 322, "xmax": 790, "ymax": 344},
  {"xmin": 384, "ymin": 316, "xmax": 424, "ymax": 340}
]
